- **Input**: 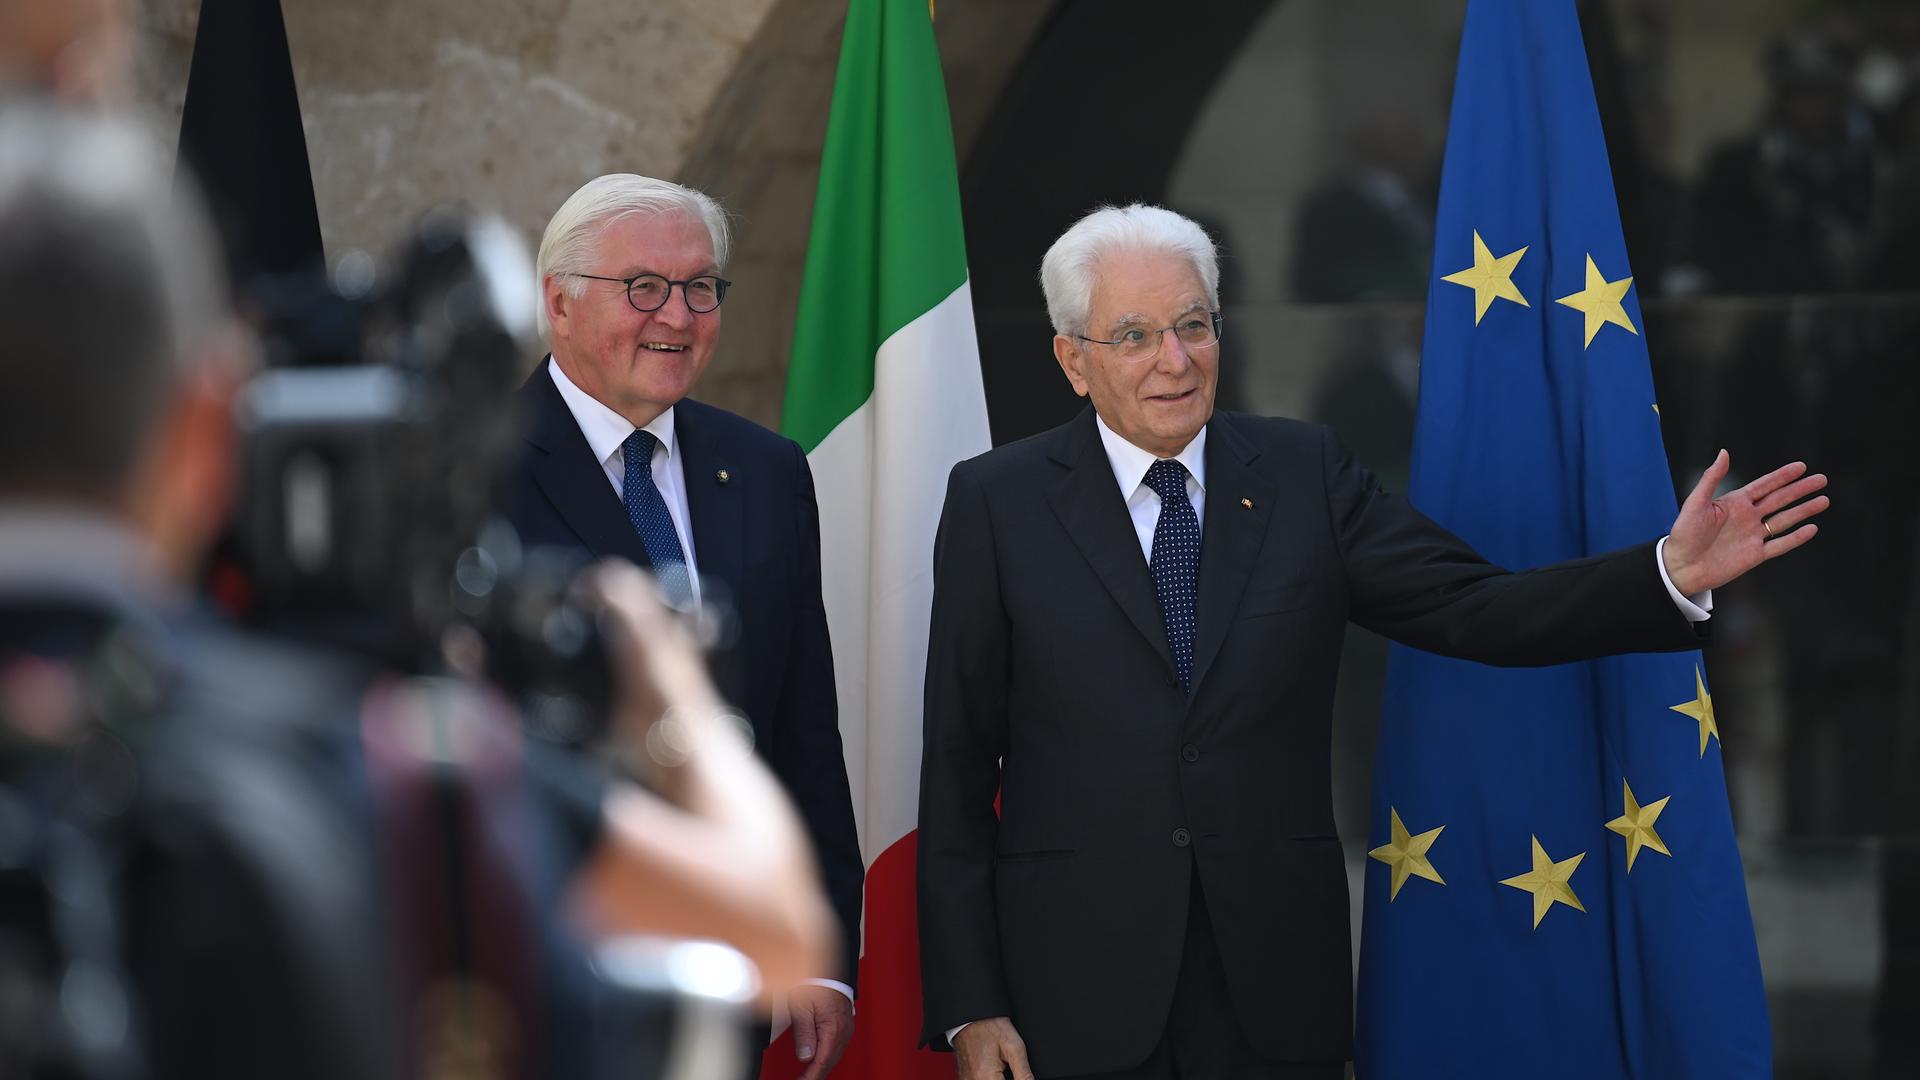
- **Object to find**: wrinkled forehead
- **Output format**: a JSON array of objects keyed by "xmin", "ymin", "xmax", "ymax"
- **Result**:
[
  {"xmin": 591, "ymin": 208, "xmax": 718, "ymax": 270},
  {"xmin": 1086, "ymin": 247, "xmax": 1211, "ymax": 326}
]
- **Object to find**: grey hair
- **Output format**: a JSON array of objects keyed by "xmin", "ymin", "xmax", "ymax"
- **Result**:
[
  {"xmin": 1039, "ymin": 204, "xmax": 1219, "ymax": 338},
  {"xmin": 0, "ymin": 103, "xmax": 227, "ymax": 494},
  {"xmin": 535, "ymin": 173, "xmax": 732, "ymax": 338}
]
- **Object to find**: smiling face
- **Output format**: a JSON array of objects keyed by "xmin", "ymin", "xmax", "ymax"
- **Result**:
[
  {"xmin": 544, "ymin": 209, "xmax": 721, "ymax": 427},
  {"xmin": 1052, "ymin": 247, "xmax": 1218, "ymax": 458}
]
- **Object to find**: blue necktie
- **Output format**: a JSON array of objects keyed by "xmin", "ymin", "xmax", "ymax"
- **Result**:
[
  {"xmin": 621, "ymin": 429, "xmax": 694, "ymax": 607},
  {"xmin": 1144, "ymin": 458, "xmax": 1200, "ymax": 693}
]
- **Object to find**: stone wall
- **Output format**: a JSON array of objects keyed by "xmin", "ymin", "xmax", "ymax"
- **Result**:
[
  {"xmin": 132, "ymin": 0, "xmax": 1052, "ymax": 428},
  {"xmin": 679, "ymin": 0, "xmax": 1050, "ymax": 423}
]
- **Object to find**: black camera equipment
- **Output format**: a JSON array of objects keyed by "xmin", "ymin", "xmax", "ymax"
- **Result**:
[{"xmin": 228, "ymin": 207, "xmax": 616, "ymax": 742}]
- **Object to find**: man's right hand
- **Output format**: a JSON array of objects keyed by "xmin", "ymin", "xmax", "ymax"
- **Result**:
[{"xmin": 953, "ymin": 1017, "xmax": 1034, "ymax": 1080}]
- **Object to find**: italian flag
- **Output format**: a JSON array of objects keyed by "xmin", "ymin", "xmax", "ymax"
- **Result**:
[{"xmin": 767, "ymin": 0, "xmax": 990, "ymax": 1077}]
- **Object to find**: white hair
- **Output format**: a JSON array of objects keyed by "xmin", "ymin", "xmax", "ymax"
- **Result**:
[
  {"xmin": 535, "ymin": 174, "xmax": 732, "ymax": 337},
  {"xmin": 1039, "ymin": 204, "xmax": 1219, "ymax": 338}
]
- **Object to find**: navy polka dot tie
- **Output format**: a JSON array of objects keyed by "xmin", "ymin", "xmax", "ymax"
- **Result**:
[
  {"xmin": 1144, "ymin": 459, "xmax": 1200, "ymax": 693},
  {"xmin": 622, "ymin": 430, "xmax": 694, "ymax": 607}
]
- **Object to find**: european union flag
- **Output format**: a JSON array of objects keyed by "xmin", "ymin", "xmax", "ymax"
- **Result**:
[{"xmin": 1354, "ymin": 1, "xmax": 1772, "ymax": 1076}]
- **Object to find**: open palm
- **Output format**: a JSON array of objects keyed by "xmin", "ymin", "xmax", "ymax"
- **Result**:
[{"xmin": 1663, "ymin": 450, "xmax": 1829, "ymax": 597}]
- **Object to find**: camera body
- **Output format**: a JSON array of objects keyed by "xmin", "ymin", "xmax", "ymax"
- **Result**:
[{"xmin": 228, "ymin": 208, "xmax": 611, "ymax": 734}]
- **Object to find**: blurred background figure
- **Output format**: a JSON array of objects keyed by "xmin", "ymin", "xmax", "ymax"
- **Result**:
[
  {"xmin": 1288, "ymin": 108, "xmax": 1436, "ymax": 307},
  {"xmin": 0, "ymin": 0, "xmax": 130, "ymax": 105},
  {"xmin": 0, "ymin": 101, "xmax": 397, "ymax": 1080},
  {"xmin": 1695, "ymin": 26, "xmax": 1878, "ymax": 295}
]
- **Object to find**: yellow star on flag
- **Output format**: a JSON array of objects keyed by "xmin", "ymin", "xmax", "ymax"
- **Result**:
[
  {"xmin": 1554, "ymin": 254, "xmax": 1638, "ymax": 348},
  {"xmin": 1368, "ymin": 807, "xmax": 1446, "ymax": 900},
  {"xmin": 1440, "ymin": 230, "xmax": 1530, "ymax": 324},
  {"xmin": 1605, "ymin": 780, "xmax": 1672, "ymax": 871},
  {"xmin": 1498, "ymin": 835, "xmax": 1586, "ymax": 929},
  {"xmin": 1669, "ymin": 664, "xmax": 1720, "ymax": 757}
]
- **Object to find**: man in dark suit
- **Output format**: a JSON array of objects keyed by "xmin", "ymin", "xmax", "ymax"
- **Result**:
[
  {"xmin": 499, "ymin": 173, "xmax": 864, "ymax": 1078},
  {"xmin": 916, "ymin": 204, "xmax": 1829, "ymax": 1080}
]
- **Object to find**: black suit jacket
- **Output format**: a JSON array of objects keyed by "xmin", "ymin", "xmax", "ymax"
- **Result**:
[
  {"xmin": 916, "ymin": 407, "xmax": 1701, "ymax": 1075},
  {"xmin": 500, "ymin": 361, "xmax": 864, "ymax": 988}
]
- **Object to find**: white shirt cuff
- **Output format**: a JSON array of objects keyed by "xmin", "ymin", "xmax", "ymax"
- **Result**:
[
  {"xmin": 946, "ymin": 1022, "xmax": 970, "ymax": 1046},
  {"xmin": 804, "ymin": 978, "xmax": 855, "ymax": 1008},
  {"xmin": 1655, "ymin": 536, "xmax": 1713, "ymax": 623}
]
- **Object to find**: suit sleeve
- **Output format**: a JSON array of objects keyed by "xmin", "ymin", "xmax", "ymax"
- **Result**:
[
  {"xmin": 1321, "ymin": 425, "xmax": 1703, "ymax": 663},
  {"xmin": 770, "ymin": 438, "xmax": 865, "ymax": 991},
  {"xmin": 916, "ymin": 462, "xmax": 1013, "ymax": 1047}
]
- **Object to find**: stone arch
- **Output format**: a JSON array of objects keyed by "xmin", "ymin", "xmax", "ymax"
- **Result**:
[{"xmin": 677, "ymin": 0, "xmax": 1056, "ymax": 427}]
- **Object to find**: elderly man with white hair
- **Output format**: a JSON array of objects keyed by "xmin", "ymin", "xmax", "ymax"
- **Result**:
[
  {"xmin": 915, "ymin": 203, "xmax": 1829, "ymax": 1080},
  {"xmin": 499, "ymin": 173, "xmax": 865, "ymax": 1080}
]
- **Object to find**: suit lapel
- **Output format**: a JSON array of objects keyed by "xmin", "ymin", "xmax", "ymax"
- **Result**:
[
  {"xmin": 1046, "ymin": 408, "xmax": 1177, "ymax": 680},
  {"xmin": 672, "ymin": 399, "xmax": 747, "ymax": 701},
  {"xmin": 520, "ymin": 359, "xmax": 653, "ymax": 569},
  {"xmin": 673, "ymin": 399, "xmax": 746, "ymax": 604},
  {"xmin": 1189, "ymin": 412, "xmax": 1277, "ymax": 696}
]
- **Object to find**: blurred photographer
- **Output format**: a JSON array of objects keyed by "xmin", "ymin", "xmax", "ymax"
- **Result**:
[
  {"xmin": 0, "ymin": 103, "xmax": 835, "ymax": 1079},
  {"xmin": 0, "ymin": 101, "xmax": 392, "ymax": 1079}
]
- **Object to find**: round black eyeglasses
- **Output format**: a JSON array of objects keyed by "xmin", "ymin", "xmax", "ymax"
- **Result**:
[{"xmin": 567, "ymin": 272, "xmax": 732, "ymax": 314}]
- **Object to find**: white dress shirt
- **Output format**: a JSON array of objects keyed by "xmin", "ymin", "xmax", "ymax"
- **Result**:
[
  {"xmin": 547, "ymin": 359, "xmax": 702, "ymax": 607},
  {"xmin": 1096, "ymin": 413, "xmax": 1208, "ymax": 562}
]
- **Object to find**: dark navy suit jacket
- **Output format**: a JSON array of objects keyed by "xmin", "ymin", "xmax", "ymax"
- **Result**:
[{"xmin": 501, "ymin": 359, "xmax": 864, "ymax": 988}]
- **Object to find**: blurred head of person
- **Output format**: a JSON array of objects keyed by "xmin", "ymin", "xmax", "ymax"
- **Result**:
[
  {"xmin": 0, "ymin": 0, "xmax": 132, "ymax": 105},
  {"xmin": 0, "ymin": 103, "xmax": 242, "ymax": 579},
  {"xmin": 1766, "ymin": 29, "xmax": 1861, "ymax": 148}
]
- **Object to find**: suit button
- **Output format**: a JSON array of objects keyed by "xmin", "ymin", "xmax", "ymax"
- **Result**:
[
  {"xmin": 1172, "ymin": 828, "xmax": 1192, "ymax": 848},
  {"xmin": 1181, "ymin": 743, "xmax": 1199, "ymax": 763}
]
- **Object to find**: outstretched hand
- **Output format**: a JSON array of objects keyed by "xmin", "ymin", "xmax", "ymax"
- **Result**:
[{"xmin": 1662, "ymin": 450, "xmax": 1828, "ymax": 597}]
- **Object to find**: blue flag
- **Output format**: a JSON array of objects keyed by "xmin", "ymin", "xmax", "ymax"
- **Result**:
[{"xmin": 1353, "ymin": 1, "xmax": 1772, "ymax": 1076}]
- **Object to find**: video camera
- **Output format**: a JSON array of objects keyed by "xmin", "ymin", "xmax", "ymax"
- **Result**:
[{"xmin": 225, "ymin": 207, "xmax": 613, "ymax": 742}]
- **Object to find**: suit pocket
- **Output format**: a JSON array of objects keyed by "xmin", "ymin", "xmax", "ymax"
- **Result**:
[
  {"xmin": 994, "ymin": 848, "xmax": 1075, "ymax": 864},
  {"xmin": 1240, "ymin": 577, "xmax": 1313, "ymax": 618}
]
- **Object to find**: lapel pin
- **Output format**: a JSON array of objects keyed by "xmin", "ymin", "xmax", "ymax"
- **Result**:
[
  {"xmin": 716, "ymin": 469, "xmax": 731, "ymax": 484},
  {"xmin": 1240, "ymin": 497, "xmax": 1254, "ymax": 510}
]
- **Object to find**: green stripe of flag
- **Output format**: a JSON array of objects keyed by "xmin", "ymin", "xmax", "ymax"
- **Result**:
[{"xmin": 781, "ymin": 0, "xmax": 970, "ymax": 453}]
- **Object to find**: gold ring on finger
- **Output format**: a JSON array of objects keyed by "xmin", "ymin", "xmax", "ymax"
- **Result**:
[{"xmin": 1763, "ymin": 517, "xmax": 1775, "ymax": 539}]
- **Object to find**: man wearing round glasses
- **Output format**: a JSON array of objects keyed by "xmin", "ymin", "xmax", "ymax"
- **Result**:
[
  {"xmin": 501, "ymin": 174, "xmax": 863, "ymax": 1080},
  {"xmin": 917, "ymin": 204, "xmax": 1827, "ymax": 1080}
]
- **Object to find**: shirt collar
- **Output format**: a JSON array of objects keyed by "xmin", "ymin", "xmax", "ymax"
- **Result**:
[
  {"xmin": 548, "ymin": 356, "xmax": 677, "ymax": 465},
  {"xmin": 0, "ymin": 501, "xmax": 173, "ymax": 608},
  {"xmin": 1094, "ymin": 412, "xmax": 1208, "ymax": 499}
]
